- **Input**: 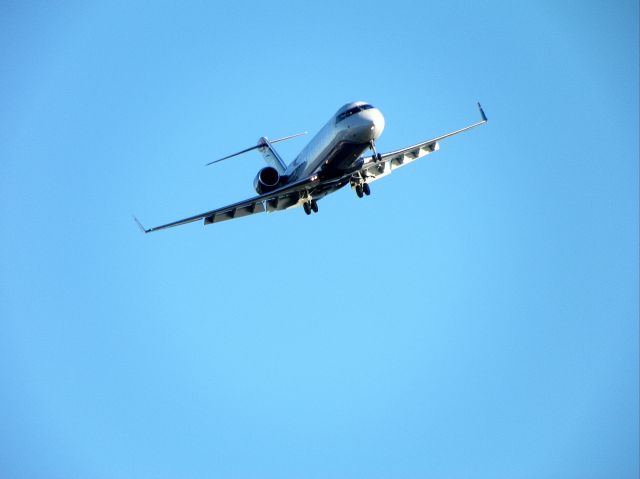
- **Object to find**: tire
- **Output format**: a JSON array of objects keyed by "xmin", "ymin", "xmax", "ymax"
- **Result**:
[
  {"xmin": 363, "ymin": 183, "xmax": 371, "ymax": 196},
  {"xmin": 303, "ymin": 202, "xmax": 311, "ymax": 215},
  {"xmin": 310, "ymin": 199, "xmax": 318, "ymax": 213},
  {"xmin": 356, "ymin": 184, "xmax": 364, "ymax": 198}
]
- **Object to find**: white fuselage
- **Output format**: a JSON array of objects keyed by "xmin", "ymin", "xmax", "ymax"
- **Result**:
[
  {"xmin": 285, "ymin": 101, "xmax": 385, "ymax": 181},
  {"xmin": 137, "ymin": 100, "xmax": 487, "ymax": 232}
]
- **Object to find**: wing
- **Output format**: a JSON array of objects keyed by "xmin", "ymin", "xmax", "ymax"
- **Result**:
[
  {"xmin": 356, "ymin": 103, "xmax": 488, "ymax": 184},
  {"xmin": 134, "ymin": 175, "xmax": 338, "ymax": 233}
]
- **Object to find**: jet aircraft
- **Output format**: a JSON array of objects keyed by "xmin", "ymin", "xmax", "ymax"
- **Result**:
[{"xmin": 134, "ymin": 101, "xmax": 487, "ymax": 233}]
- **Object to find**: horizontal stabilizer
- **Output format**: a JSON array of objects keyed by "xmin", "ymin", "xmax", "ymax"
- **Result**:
[
  {"xmin": 270, "ymin": 131, "xmax": 308, "ymax": 144},
  {"xmin": 206, "ymin": 144, "xmax": 261, "ymax": 166},
  {"xmin": 206, "ymin": 132, "xmax": 307, "ymax": 167}
]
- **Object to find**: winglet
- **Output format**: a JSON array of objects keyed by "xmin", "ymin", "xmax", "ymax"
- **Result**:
[
  {"xmin": 133, "ymin": 215, "xmax": 149, "ymax": 234},
  {"xmin": 478, "ymin": 102, "xmax": 488, "ymax": 122}
]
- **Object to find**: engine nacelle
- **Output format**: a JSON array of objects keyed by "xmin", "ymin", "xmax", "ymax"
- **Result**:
[{"xmin": 253, "ymin": 166, "xmax": 281, "ymax": 194}]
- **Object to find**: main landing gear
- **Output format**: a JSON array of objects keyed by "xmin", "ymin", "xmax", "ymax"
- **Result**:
[
  {"xmin": 303, "ymin": 199, "xmax": 318, "ymax": 215},
  {"xmin": 355, "ymin": 182, "xmax": 371, "ymax": 198}
]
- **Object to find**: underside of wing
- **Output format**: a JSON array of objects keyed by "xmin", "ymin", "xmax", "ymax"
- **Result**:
[
  {"xmin": 354, "ymin": 103, "xmax": 488, "ymax": 184},
  {"xmin": 202, "ymin": 185, "xmax": 302, "ymax": 225},
  {"xmin": 136, "ymin": 175, "xmax": 347, "ymax": 233},
  {"xmin": 359, "ymin": 140, "xmax": 441, "ymax": 183}
]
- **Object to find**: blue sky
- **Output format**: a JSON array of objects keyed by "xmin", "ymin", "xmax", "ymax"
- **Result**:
[{"xmin": 1, "ymin": 1, "xmax": 638, "ymax": 478}]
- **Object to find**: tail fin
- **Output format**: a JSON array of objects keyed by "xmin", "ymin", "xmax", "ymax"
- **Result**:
[
  {"xmin": 206, "ymin": 132, "xmax": 306, "ymax": 173},
  {"xmin": 255, "ymin": 137, "xmax": 287, "ymax": 174}
]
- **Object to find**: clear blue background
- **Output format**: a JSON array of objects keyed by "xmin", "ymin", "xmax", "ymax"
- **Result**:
[{"xmin": 1, "ymin": 1, "xmax": 638, "ymax": 478}]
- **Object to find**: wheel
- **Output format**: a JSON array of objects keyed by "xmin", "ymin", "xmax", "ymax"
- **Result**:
[
  {"xmin": 355, "ymin": 184, "xmax": 364, "ymax": 198},
  {"xmin": 310, "ymin": 199, "xmax": 318, "ymax": 213},
  {"xmin": 376, "ymin": 153, "xmax": 382, "ymax": 162},
  {"xmin": 363, "ymin": 183, "xmax": 371, "ymax": 196},
  {"xmin": 303, "ymin": 202, "xmax": 312, "ymax": 215}
]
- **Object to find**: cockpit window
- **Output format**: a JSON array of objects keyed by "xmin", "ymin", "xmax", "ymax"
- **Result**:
[{"xmin": 336, "ymin": 104, "xmax": 374, "ymax": 124}]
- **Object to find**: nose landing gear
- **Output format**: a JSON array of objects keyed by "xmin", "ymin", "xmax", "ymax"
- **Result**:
[{"xmin": 370, "ymin": 141, "xmax": 383, "ymax": 162}]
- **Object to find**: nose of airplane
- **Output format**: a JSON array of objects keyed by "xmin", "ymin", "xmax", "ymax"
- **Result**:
[
  {"xmin": 356, "ymin": 108, "xmax": 385, "ymax": 141},
  {"xmin": 343, "ymin": 106, "xmax": 386, "ymax": 143},
  {"xmin": 369, "ymin": 109, "xmax": 385, "ymax": 140}
]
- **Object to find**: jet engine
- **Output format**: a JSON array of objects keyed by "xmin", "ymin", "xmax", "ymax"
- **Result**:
[{"xmin": 253, "ymin": 166, "xmax": 281, "ymax": 194}]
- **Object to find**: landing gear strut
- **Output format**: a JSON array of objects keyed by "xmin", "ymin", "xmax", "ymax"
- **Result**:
[{"xmin": 370, "ymin": 141, "xmax": 382, "ymax": 162}]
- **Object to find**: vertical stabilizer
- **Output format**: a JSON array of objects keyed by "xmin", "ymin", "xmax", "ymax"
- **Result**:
[{"xmin": 256, "ymin": 137, "xmax": 287, "ymax": 174}]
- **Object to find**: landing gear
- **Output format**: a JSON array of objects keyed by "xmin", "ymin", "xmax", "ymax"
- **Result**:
[
  {"xmin": 354, "ymin": 182, "xmax": 370, "ymax": 198},
  {"xmin": 370, "ymin": 141, "xmax": 382, "ymax": 162},
  {"xmin": 303, "ymin": 199, "xmax": 319, "ymax": 215}
]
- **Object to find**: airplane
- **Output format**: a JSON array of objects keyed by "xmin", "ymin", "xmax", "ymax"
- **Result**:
[{"xmin": 134, "ymin": 101, "xmax": 488, "ymax": 233}]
